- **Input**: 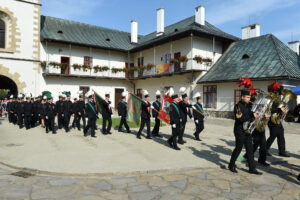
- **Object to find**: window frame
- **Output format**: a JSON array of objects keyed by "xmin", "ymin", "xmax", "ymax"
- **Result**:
[
  {"xmin": 0, "ymin": 18, "xmax": 6, "ymax": 49},
  {"xmin": 84, "ymin": 56, "xmax": 93, "ymax": 66},
  {"xmin": 203, "ymin": 85, "xmax": 217, "ymax": 109}
]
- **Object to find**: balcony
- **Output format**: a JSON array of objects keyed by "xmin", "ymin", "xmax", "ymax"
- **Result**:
[
  {"xmin": 132, "ymin": 60, "xmax": 211, "ymax": 79},
  {"xmin": 42, "ymin": 64, "xmax": 126, "ymax": 80}
]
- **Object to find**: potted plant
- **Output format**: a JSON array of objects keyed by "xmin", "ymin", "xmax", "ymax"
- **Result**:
[
  {"xmin": 170, "ymin": 58, "xmax": 179, "ymax": 65},
  {"xmin": 203, "ymin": 57, "xmax": 213, "ymax": 66},
  {"xmin": 40, "ymin": 61, "xmax": 47, "ymax": 69},
  {"xmin": 93, "ymin": 65, "xmax": 102, "ymax": 73},
  {"xmin": 72, "ymin": 64, "xmax": 81, "ymax": 71},
  {"xmin": 146, "ymin": 63, "xmax": 155, "ymax": 70},
  {"xmin": 82, "ymin": 65, "xmax": 91, "ymax": 72},
  {"xmin": 193, "ymin": 55, "xmax": 203, "ymax": 64},
  {"xmin": 101, "ymin": 66, "xmax": 109, "ymax": 71},
  {"xmin": 178, "ymin": 56, "xmax": 188, "ymax": 63}
]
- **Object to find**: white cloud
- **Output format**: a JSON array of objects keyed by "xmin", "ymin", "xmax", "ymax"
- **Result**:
[
  {"xmin": 206, "ymin": 0, "xmax": 298, "ymax": 25},
  {"xmin": 41, "ymin": 0, "xmax": 104, "ymax": 19}
]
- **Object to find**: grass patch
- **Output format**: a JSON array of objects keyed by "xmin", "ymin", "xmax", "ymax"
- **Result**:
[{"xmin": 97, "ymin": 118, "xmax": 166, "ymax": 128}]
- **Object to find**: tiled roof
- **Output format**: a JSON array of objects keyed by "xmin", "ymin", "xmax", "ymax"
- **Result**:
[
  {"xmin": 197, "ymin": 34, "xmax": 300, "ymax": 83},
  {"xmin": 40, "ymin": 15, "xmax": 239, "ymax": 52}
]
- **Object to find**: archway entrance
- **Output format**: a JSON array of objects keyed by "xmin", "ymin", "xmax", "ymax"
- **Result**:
[{"xmin": 0, "ymin": 75, "xmax": 18, "ymax": 96}]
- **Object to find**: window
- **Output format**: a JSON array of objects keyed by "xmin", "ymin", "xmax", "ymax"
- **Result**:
[
  {"xmin": 84, "ymin": 56, "xmax": 93, "ymax": 66},
  {"xmin": 80, "ymin": 86, "xmax": 90, "ymax": 102},
  {"xmin": 136, "ymin": 88, "xmax": 142, "ymax": 99},
  {"xmin": 203, "ymin": 85, "xmax": 217, "ymax": 109},
  {"xmin": 0, "ymin": 19, "xmax": 5, "ymax": 48},
  {"xmin": 137, "ymin": 57, "xmax": 144, "ymax": 66},
  {"xmin": 234, "ymin": 89, "xmax": 241, "ymax": 105},
  {"xmin": 242, "ymin": 54, "xmax": 250, "ymax": 59},
  {"xmin": 165, "ymin": 53, "xmax": 171, "ymax": 64}
]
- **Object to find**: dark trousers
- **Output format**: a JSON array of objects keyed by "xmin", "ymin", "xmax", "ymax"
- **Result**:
[
  {"xmin": 46, "ymin": 117, "xmax": 55, "ymax": 133},
  {"xmin": 244, "ymin": 130, "xmax": 267, "ymax": 163},
  {"xmin": 168, "ymin": 124, "xmax": 180, "ymax": 148},
  {"xmin": 18, "ymin": 114, "xmax": 24, "ymax": 128},
  {"xmin": 178, "ymin": 121, "xmax": 186, "ymax": 142},
  {"xmin": 119, "ymin": 116, "xmax": 129, "ymax": 131},
  {"xmin": 63, "ymin": 114, "xmax": 70, "ymax": 132},
  {"xmin": 229, "ymin": 131, "xmax": 256, "ymax": 171},
  {"xmin": 194, "ymin": 120, "xmax": 204, "ymax": 139},
  {"xmin": 84, "ymin": 117, "xmax": 96, "ymax": 136},
  {"xmin": 58, "ymin": 114, "xmax": 64, "ymax": 129},
  {"xmin": 24, "ymin": 115, "xmax": 32, "ymax": 129},
  {"xmin": 151, "ymin": 118, "xmax": 160, "ymax": 135},
  {"xmin": 8, "ymin": 112, "xmax": 13, "ymax": 123},
  {"xmin": 13, "ymin": 114, "xmax": 18, "ymax": 124},
  {"xmin": 137, "ymin": 118, "xmax": 151, "ymax": 137},
  {"xmin": 266, "ymin": 126, "xmax": 286, "ymax": 154},
  {"xmin": 75, "ymin": 113, "xmax": 86, "ymax": 130},
  {"xmin": 102, "ymin": 115, "xmax": 112, "ymax": 133}
]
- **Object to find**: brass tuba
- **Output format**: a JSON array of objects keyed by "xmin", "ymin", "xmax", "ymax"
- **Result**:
[{"xmin": 271, "ymin": 89, "xmax": 297, "ymax": 124}]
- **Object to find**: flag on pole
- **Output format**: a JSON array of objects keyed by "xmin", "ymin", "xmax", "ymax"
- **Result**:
[
  {"xmin": 93, "ymin": 91, "xmax": 104, "ymax": 114},
  {"xmin": 157, "ymin": 93, "xmax": 173, "ymax": 124},
  {"xmin": 127, "ymin": 93, "xmax": 143, "ymax": 125}
]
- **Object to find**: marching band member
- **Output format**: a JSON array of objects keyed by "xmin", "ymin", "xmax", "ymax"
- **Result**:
[
  {"xmin": 62, "ymin": 93, "xmax": 73, "ymax": 133},
  {"xmin": 45, "ymin": 96, "xmax": 56, "ymax": 134},
  {"xmin": 75, "ymin": 92, "xmax": 86, "ymax": 131},
  {"xmin": 137, "ymin": 90, "xmax": 151, "ymax": 139},
  {"xmin": 151, "ymin": 90, "xmax": 162, "ymax": 138},
  {"xmin": 102, "ymin": 92, "xmax": 113, "ymax": 135},
  {"xmin": 178, "ymin": 87, "xmax": 192, "ymax": 144},
  {"xmin": 84, "ymin": 91, "xmax": 97, "ymax": 137},
  {"xmin": 192, "ymin": 92, "xmax": 204, "ymax": 141},
  {"xmin": 118, "ymin": 91, "xmax": 131, "ymax": 133}
]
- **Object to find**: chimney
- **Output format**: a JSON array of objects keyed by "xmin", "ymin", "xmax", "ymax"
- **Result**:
[
  {"xmin": 288, "ymin": 41, "xmax": 300, "ymax": 55},
  {"xmin": 195, "ymin": 5, "xmax": 205, "ymax": 26},
  {"xmin": 242, "ymin": 24, "xmax": 260, "ymax": 40},
  {"xmin": 156, "ymin": 8, "xmax": 164, "ymax": 36},
  {"xmin": 131, "ymin": 20, "xmax": 138, "ymax": 43}
]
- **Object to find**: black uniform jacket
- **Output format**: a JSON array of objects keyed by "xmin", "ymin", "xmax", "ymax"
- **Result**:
[
  {"xmin": 152, "ymin": 101, "xmax": 161, "ymax": 118},
  {"xmin": 169, "ymin": 102, "xmax": 182, "ymax": 125},
  {"xmin": 193, "ymin": 103, "xmax": 204, "ymax": 121},
  {"xmin": 179, "ymin": 101, "xmax": 192, "ymax": 122},
  {"xmin": 141, "ymin": 101, "xmax": 151, "ymax": 120},
  {"xmin": 234, "ymin": 101, "xmax": 254, "ymax": 133},
  {"xmin": 118, "ymin": 101, "xmax": 127, "ymax": 118}
]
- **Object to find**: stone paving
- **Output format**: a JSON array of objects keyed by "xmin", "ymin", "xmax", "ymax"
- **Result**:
[{"xmin": 0, "ymin": 161, "xmax": 299, "ymax": 200}]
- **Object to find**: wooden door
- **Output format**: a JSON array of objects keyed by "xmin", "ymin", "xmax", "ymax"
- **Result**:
[
  {"xmin": 115, "ymin": 88, "xmax": 124, "ymax": 110},
  {"xmin": 174, "ymin": 52, "xmax": 181, "ymax": 72},
  {"xmin": 125, "ymin": 63, "xmax": 134, "ymax": 79},
  {"xmin": 61, "ymin": 57, "xmax": 70, "ymax": 75},
  {"xmin": 136, "ymin": 89, "xmax": 142, "ymax": 99}
]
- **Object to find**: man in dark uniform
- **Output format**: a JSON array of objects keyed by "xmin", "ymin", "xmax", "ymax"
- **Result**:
[
  {"xmin": 192, "ymin": 92, "xmax": 204, "ymax": 141},
  {"xmin": 228, "ymin": 89, "xmax": 262, "ymax": 175},
  {"xmin": 118, "ymin": 93, "xmax": 131, "ymax": 133},
  {"xmin": 151, "ymin": 90, "xmax": 162, "ymax": 137},
  {"xmin": 84, "ymin": 92, "xmax": 97, "ymax": 137},
  {"xmin": 12, "ymin": 97, "xmax": 18, "ymax": 125},
  {"xmin": 101, "ymin": 93, "xmax": 112, "ymax": 135},
  {"xmin": 24, "ymin": 95, "xmax": 33, "ymax": 130},
  {"xmin": 178, "ymin": 89, "xmax": 192, "ymax": 144},
  {"xmin": 56, "ymin": 94, "xmax": 64, "ymax": 129},
  {"xmin": 137, "ymin": 91, "xmax": 151, "ymax": 139},
  {"xmin": 266, "ymin": 87, "xmax": 289, "ymax": 157},
  {"xmin": 45, "ymin": 97, "xmax": 56, "ymax": 134},
  {"xmin": 17, "ymin": 95, "xmax": 25, "ymax": 129},
  {"xmin": 76, "ymin": 94, "xmax": 86, "ymax": 131},
  {"xmin": 63, "ymin": 94, "xmax": 73, "ymax": 132},
  {"xmin": 7, "ymin": 95, "xmax": 13, "ymax": 123},
  {"xmin": 71, "ymin": 98, "xmax": 78, "ymax": 129},
  {"xmin": 168, "ymin": 92, "xmax": 182, "ymax": 150},
  {"xmin": 32, "ymin": 96, "xmax": 41, "ymax": 127},
  {"xmin": 40, "ymin": 96, "xmax": 47, "ymax": 128}
]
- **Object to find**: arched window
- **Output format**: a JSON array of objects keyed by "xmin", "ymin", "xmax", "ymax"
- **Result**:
[{"xmin": 0, "ymin": 19, "xmax": 5, "ymax": 48}]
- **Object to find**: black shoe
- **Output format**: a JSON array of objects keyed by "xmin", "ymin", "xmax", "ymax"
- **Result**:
[
  {"xmin": 258, "ymin": 161, "xmax": 270, "ymax": 167},
  {"xmin": 127, "ymin": 130, "xmax": 131, "ymax": 133},
  {"xmin": 118, "ymin": 129, "xmax": 124, "ymax": 133},
  {"xmin": 156, "ymin": 134, "xmax": 162, "ymax": 138},
  {"xmin": 46, "ymin": 130, "xmax": 49, "ymax": 134},
  {"xmin": 228, "ymin": 165, "xmax": 238, "ymax": 173},
  {"xmin": 137, "ymin": 135, "xmax": 141, "ymax": 139},
  {"xmin": 249, "ymin": 169, "xmax": 263, "ymax": 175},
  {"xmin": 174, "ymin": 146, "xmax": 181, "ymax": 150},
  {"xmin": 52, "ymin": 132, "xmax": 57, "ymax": 134},
  {"xmin": 146, "ymin": 136, "xmax": 152, "ymax": 139},
  {"xmin": 278, "ymin": 153, "xmax": 290, "ymax": 157},
  {"xmin": 91, "ymin": 135, "xmax": 96, "ymax": 138},
  {"xmin": 266, "ymin": 151, "xmax": 272, "ymax": 156},
  {"xmin": 178, "ymin": 141, "xmax": 184, "ymax": 145},
  {"xmin": 107, "ymin": 131, "xmax": 112, "ymax": 135},
  {"xmin": 168, "ymin": 139, "xmax": 173, "ymax": 148},
  {"xmin": 84, "ymin": 134, "xmax": 87, "ymax": 137}
]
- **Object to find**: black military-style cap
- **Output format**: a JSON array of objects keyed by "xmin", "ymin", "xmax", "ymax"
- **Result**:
[
  {"xmin": 182, "ymin": 93, "xmax": 187, "ymax": 98},
  {"xmin": 172, "ymin": 94, "xmax": 178, "ymax": 99},
  {"xmin": 241, "ymin": 90, "xmax": 251, "ymax": 96},
  {"xmin": 144, "ymin": 94, "xmax": 149, "ymax": 98},
  {"xmin": 156, "ymin": 95, "xmax": 161, "ymax": 99}
]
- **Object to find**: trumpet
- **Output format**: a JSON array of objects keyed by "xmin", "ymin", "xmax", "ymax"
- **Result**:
[{"xmin": 271, "ymin": 89, "xmax": 297, "ymax": 124}]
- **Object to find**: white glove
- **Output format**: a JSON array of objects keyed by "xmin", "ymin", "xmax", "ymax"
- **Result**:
[
  {"xmin": 172, "ymin": 124, "xmax": 176, "ymax": 128},
  {"xmin": 151, "ymin": 105, "xmax": 154, "ymax": 109},
  {"xmin": 191, "ymin": 117, "xmax": 194, "ymax": 121},
  {"xmin": 195, "ymin": 120, "xmax": 198, "ymax": 124},
  {"xmin": 85, "ymin": 117, "xmax": 88, "ymax": 122},
  {"xmin": 192, "ymin": 106, "xmax": 196, "ymax": 110}
]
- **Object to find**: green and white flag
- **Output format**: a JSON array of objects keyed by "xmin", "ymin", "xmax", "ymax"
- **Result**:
[{"xmin": 127, "ymin": 93, "xmax": 143, "ymax": 125}]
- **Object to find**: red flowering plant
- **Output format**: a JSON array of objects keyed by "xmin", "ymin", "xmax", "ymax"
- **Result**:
[
  {"xmin": 146, "ymin": 63, "xmax": 155, "ymax": 70},
  {"xmin": 178, "ymin": 56, "xmax": 188, "ymax": 63},
  {"xmin": 72, "ymin": 64, "xmax": 82, "ymax": 71},
  {"xmin": 170, "ymin": 58, "xmax": 179, "ymax": 64}
]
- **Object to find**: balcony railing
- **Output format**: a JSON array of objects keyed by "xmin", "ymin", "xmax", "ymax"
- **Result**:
[{"xmin": 42, "ymin": 65, "xmax": 126, "ymax": 79}]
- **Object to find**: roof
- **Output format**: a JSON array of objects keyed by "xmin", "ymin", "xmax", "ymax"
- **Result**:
[
  {"xmin": 197, "ymin": 34, "xmax": 300, "ymax": 84},
  {"xmin": 40, "ymin": 15, "xmax": 239, "ymax": 52}
]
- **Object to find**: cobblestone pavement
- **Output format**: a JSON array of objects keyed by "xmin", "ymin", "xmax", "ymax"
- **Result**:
[{"xmin": 0, "ymin": 161, "xmax": 299, "ymax": 200}]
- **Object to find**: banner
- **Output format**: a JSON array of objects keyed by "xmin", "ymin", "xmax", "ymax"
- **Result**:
[
  {"xmin": 156, "ymin": 63, "xmax": 170, "ymax": 74},
  {"xmin": 157, "ymin": 93, "xmax": 173, "ymax": 124},
  {"xmin": 127, "ymin": 93, "xmax": 143, "ymax": 125},
  {"xmin": 94, "ymin": 91, "xmax": 104, "ymax": 114}
]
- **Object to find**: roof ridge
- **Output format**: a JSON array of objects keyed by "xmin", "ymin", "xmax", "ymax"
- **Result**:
[
  {"xmin": 269, "ymin": 34, "xmax": 290, "ymax": 79},
  {"xmin": 41, "ymin": 15, "xmax": 134, "ymax": 36}
]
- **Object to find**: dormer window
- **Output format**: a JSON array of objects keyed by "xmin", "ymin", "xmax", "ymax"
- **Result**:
[
  {"xmin": 106, "ymin": 38, "xmax": 110, "ymax": 42},
  {"xmin": 57, "ymin": 30, "xmax": 63, "ymax": 34},
  {"xmin": 242, "ymin": 54, "xmax": 250, "ymax": 59},
  {"xmin": 174, "ymin": 28, "xmax": 178, "ymax": 32}
]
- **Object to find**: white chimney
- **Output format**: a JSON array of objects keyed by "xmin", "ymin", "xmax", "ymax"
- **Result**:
[
  {"xmin": 288, "ymin": 41, "xmax": 300, "ymax": 55},
  {"xmin": 195, "ymin": 5, "xmax": 205, "ymax": 26},
  {"xmin": 242, "ymin": 24, "xmax": 260, "ymax": 40},
  {"xmin": 131, "ymin": 20, "xmax": 138, "ymax": 43},
  {"xmin": 157, "ymin": 8, "xmax": 164, "ymax": 36}
]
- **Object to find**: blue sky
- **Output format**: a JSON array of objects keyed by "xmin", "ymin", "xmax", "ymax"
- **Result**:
[{"xmin": 41, "ymin": 0, "xmax": 300, "ymax": 44}]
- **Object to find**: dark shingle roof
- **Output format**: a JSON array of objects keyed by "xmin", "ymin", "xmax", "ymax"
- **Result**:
[
  {"xmin": 197, "ymin": 34, "xmax": 300, "ymax": 84},
  {"xmin": 40, "ymin": 15, "xmax": 238, "ymax": 52}
]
